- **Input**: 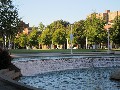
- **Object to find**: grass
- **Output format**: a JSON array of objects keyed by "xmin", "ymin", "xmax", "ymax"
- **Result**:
[{"xmin": 9, "ymin": 49, "xmax": 108, "ymax": 54}]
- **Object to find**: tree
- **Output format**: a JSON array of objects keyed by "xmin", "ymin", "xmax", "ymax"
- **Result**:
[
  {"xmin": 51, "ymin": 20, "xmax": 69, "ymax": 49},
  {"xmin": 49, "ymin": 20, "xmax": 69, "ymax": 30},
  {"xmin": 38, "ymin": 22, "xmax": 45, "ymax": 32},
  {"xmin": 14, "ymin": 33, "xmax": 28, "ymax": 48},
  {"xmin": 40, "ymin": 28, "xmax": 52, "ymax": 46},
  {"xmin": 0, "ymin": 0, "xmax": 21, "ymax": 48},
  {"xmin": 85, "ymin": 13, "xmax": 106, "ymax": 49},
  {"xmin": 28, "ymin": 26, "xmax": 39, "ymax": 48},
  {"xmin": 52, "ymin": 28, "xmax": 66, "ymax": 45},
  {"xmin": 40, "ymin": 20, "xmax": 69, "ymax": 48},
  {"xmin": 111, "ymin": 16, "xmax": 120, "ymax": 45},
  {"xmin": 72, "ymin": 20, "xmax": 86, "ymax": 48},
  {"xmin": 47, "ymin": 20, "xmax": 69, "ymax": 36}
]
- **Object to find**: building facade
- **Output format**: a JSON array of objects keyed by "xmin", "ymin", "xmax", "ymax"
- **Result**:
[{"xmin": 88, "ymin": 10, "xmax": 120, "ymax": 24}]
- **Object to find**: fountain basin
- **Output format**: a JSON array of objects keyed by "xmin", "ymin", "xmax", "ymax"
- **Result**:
[
  {"xmin": 12, "ymin": 56, "xmax": 120, "ymax": 76},
  {"xmin": 12, "ymin": 55, "xmax": 120, "ymax": 90}
]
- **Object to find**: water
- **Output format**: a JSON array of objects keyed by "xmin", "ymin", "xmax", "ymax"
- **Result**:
[
  {"xmin": 19, "ymin": 67, "xmax": 120, "ymax": 90},
  {"xmin": 13, "ymin": 56, "xmax": 120, "ymax": 76},
  {"xmin": 13, "ymin": 56, "xmax": 85, "ymax": 61},
  {"xmin": 15, "ymin": 55, "xmax": 120, "ymax": 90},
  {"xmin": 13, "ymin": 55, "xmax": 120, "ymax": 62}
]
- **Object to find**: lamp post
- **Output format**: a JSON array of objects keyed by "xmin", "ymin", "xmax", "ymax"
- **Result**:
[
  {"xmin": 107, "ymin": 28, "xmax": 110, "ymax": 53},
  {"xmin": 104, "ymin": 23, "xmax": 111, "ymax": 54},
  {"xmin": 70, "ymin": 24, "xmax": 73, "ymax": 54}
]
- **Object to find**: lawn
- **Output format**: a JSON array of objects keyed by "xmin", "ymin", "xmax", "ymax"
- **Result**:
[{"xmin": 9, "ymin": 49, "xmax": 107, "ymax": 54}]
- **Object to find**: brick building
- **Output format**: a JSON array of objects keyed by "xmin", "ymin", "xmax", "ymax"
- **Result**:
[
  {"xmin": 88, "ymin": 10, "xmax": 120, "ymax": 24},
  {"xmin": 19, "ymin": 21, "xmax": 29, "ymax": 34}
]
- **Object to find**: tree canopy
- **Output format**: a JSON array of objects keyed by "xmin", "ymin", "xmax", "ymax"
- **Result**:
[
  {"xmin": 0, "ymin": 0, "xmax": 21, "ymax": 48},
  {"xmin": 52, "ymin": 28, "xmax": 66, "ymax": 45},
  {"xmin": 85, "ymin": 13, "xmax": 106, "ymax": 44},
  {"xmin": 40, "ymin": 20, "xmax": 69, "ymax": 46},
  {"xmin": 111, "ymin": 16, "xmax": 120, "ymax": 45},
  {"xmin": 28, "ymin": 27, "xmax": 39, "ymax": 47},
  {"xmin": 73, "ymin": 20, "xmax": 86, "ymax": 48}
]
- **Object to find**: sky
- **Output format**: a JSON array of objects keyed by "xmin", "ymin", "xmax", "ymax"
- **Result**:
[{"xmin": 13, "ymin": 0, "xmax": 120, "ymax": 27}]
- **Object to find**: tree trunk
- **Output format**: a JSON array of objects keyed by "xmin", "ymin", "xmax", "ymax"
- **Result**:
[
  {"xmin": 8, "ymin": 37, "xmax": 11, "ymax": 49},
  {"xmin": 86, "ymin": 37, "xmax": 88, "ymax": 49},
  {"xmin": 2, "ymin": 34, "xmax": 6, "ymax": 49}
]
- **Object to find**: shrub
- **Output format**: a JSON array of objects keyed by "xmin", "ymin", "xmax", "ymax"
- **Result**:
[{"xmin": 0, "ymin": 48, "xmax": 12, "ymax": 69}]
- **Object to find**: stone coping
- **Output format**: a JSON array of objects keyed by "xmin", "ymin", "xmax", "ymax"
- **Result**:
[{"xmin": 0, "ymin": 72, "xmax": 43, "ymax": 90}]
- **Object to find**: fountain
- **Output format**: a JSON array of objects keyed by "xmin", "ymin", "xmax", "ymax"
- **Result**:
[{"xmin": 12, "ymin": 55, "xmax": 120, "ymax": 90}]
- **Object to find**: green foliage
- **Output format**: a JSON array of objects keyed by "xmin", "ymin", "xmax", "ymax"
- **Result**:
[
  {"xmin": 111, "ymin": 16, "xmax": 120, "ymax": 45},
  {"xmin": 38, "ymin": 22, "xmax": 45, "ymax": 32},
  {"xmin": 40, "ymin": 20, "xmax": 69, "ymax": 46},
  {"xmin": 14, "ymin": 26, "xmax": 40, "ymax": 49},
  {"xmin": 28, "ymin": 27, "xmax": 39, "ymax": 47},
  {"xmin": 85, "ymin": 13, "xmax": 106, "ymax": 44},
  {"xmin": 14, "ymin": 33, "xmax": 28, "ymax": 48},
  {"xmin": 52, "ymin": 28, "xmax": 66, "ymax": 45},
  {"xmin": 40, "ymin": 28, "xmax": 52, "ymax": 45},
  {"xmin": 0, "ymin": 0, "xmax": 21, "ymax": 48},
  {"xmin": 48, "ymin": 20, "xmax": 69, "ymax": 30},
  {"xmin": 73, "ymin": 20, "xmax": 86, "ymax": 45}
]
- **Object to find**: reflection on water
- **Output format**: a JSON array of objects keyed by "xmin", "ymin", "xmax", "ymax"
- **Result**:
[{"xmin": 19, "ymin": 67, "xmax": 120, "ymax": 90}]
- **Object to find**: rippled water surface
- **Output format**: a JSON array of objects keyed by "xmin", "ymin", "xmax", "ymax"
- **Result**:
[{"xmin": 19, "ymin": 67, "xmax": 120, "ymax": 90}]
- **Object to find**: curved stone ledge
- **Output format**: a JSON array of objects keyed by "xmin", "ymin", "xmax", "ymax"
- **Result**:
[
  {"xmin": 0, "ymin": 64, "xmax": 44, "ymax": 90},
  {"xmin": 0, "ymin": 73, "xmax": 42, "ymax": 90}
]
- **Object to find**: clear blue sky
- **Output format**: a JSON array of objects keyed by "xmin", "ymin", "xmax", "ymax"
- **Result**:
[{"xmin": 13, "ymin": 0, "xmax": 120, "ymax": 27}]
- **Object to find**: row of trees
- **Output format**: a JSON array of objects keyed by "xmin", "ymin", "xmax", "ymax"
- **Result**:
[
  {"xmin": 0, "ymin": 0, "xmax": 120, "ymax": 49},
  {"xmin": 15, "ymin": 15, "xmax": 120, "ymax": 49}
]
